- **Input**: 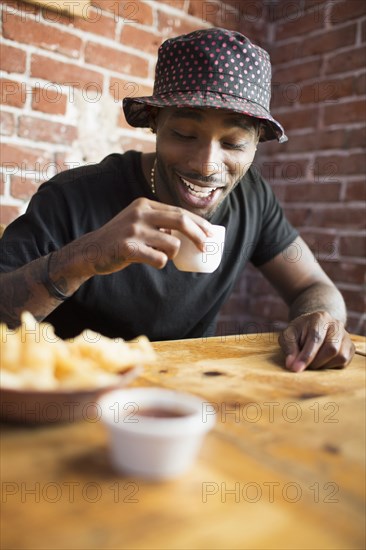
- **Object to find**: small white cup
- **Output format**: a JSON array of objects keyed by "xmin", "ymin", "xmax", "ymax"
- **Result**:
[
  {"xmin": 98, "ymin": 388, "xmax": 216, "ymax": 480},
  {"xmin": 172, "ymin": 224, "xmax": 226, "ymax": 273}
]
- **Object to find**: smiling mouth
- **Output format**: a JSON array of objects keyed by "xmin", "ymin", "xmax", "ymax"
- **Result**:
[{"xmin": 180, "ymin": 177, "xmax": 218, "ymax": 198}]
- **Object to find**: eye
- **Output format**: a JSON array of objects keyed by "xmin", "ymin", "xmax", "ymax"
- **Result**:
[
  {"xmin": 223, "ymin": 142, "xmax": 247, "ymax": 151},
  {"xmin": 172, "ymin": 130, "xmax": 195, "ymax": 140}
]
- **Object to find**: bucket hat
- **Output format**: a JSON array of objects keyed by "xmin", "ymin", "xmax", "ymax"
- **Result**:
[{"xmin": 123, "ymin": 28, "xmax": 287, "ymax": 143}]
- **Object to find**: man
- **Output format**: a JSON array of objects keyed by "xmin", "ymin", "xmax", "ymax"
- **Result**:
[{"xmin": 0, "ymin": 28, "xmax": 355, "ymax": 372}]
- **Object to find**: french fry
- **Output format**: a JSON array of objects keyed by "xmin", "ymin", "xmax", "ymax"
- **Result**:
[{"xmin": 0, "ymin": 312, "xmax": 156, "ymax": 390}]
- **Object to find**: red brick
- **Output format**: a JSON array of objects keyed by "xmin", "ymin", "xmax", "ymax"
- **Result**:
[
  {"xmin": 284, "ymin": 206, "xmax": 312, "ymax": 228},
  {"xmin": 270, "ymin": 39, "xmax": 302, "ymax": 65},
  {"xmin": 284, "ymin": 206, "xmax": 316, "ymax": 228},
  {"xmin": 273, "ymin": 59, "xmax": 322, "ymax": 85},
  {"xmin": 299, "ymin": 76, "xmax": 354, "ymax": 104},
  {"xmin": 324, "ymin": 100, "xmax": 366, "ymax": 125},
  {"xmin": 109, "ymin": 78, "xmax": 152, "ymax": 102},
  {"xmin": 158, "ymin": 11, "xmax": 207, "ymax": 37},
  {"xmin": 160, "ymin": 0, "xmax": 186, "ymax": 9},
  {"xmin": 345, "ymin": 127, "xmax": 366, "ymax": 149},
  {"xmin": 313, "ymin": 127, "xmax": 363, "ymax": 151},
  {"xmin": 268, "ymin": 181, "xmax": 286, "ymax": 201},
  {"xmin": 84, "ymin": 42, "xmax": 148, "ymax": 77},
  {"xmin": 344, "ymin": 181, "xmax": 366, "ymax": 202},
  {"xmin": 282, "ymin": 182, "xmax": 342, "ymax": 203},
  {"xmin": 340, "ymin": 236, "xmax": 366, "ymax": 258},
  {"xmin": 0, "ymin": 110, "xmax": 15, "ymax": 136},
  {"xmin": 0, "ymin": 43, "xmax": 26, "ymax": 74},
  {"xmin": 0, "ymin": 143, "xmax": 54, "ymax": 172},
  {"xmin": 40, "ymin": 3, "xmax": 104, "ymax": 25},
  {"xmin": 188, "ymin": 0, "xmax": 220, "ymax": 22},
  {"xmin": 31, "ymin": 85, "xmax": 67, "ymax": 116},
  {"xmin": 18, "ymin": 116, "xmax": 78, "ymax": 145},
  {"xmin": 0, "ymin": 172, "xmax": 5, "ymax": 196},
  {"xmin": 31, "ymin": 54, "xmax": 104, "ymax": 90},
  {"xmin": 309, "ymin": 206, "xmax": 366, "ymax": 229},
  {"xmin": 271, "ymin": 82, "xmax": 301, "ymax": 108},
  {"xmin": 303, "ymin": 0, "xmax": 329, "ymax": 10},
  {"xmin": 330, "ymin": 0, "xmax": 366, "ymax": 24},
  {"xmin": 1, "ymin": 0, "xmax": 40, "ymax": 17},
  {"xmin": 3, "ymin": 13, "xmax": 82, "ymax": 59},
  {"xmin": 314, "ymin": 153, "xmax": 366, "ymax": 179},
  {"xmin": 354, "ymin": 73, "xmax": 366, "ymax": 95},
  {"xmin": 10, "ymin": 174, "xmax": 39, "ymax": 200},
  {"xmin": 273, "ymin": 107, "xmax": 318, "ymax": 131},
  {"xmin": 321, "ymin": 260, "xmax": 365, "ymax": 286},
  {"xmin": 326, "ymin": 45, "xmax": 366, "ymax": 75},
  {"xmin": 268, "ymin": 1, "xmax": 307, "ymax": 22},
  {"xmin": 91, "ymin": 0, "xmax": 153, "ymax": 26},
  {"xmin": 247, "ymin": 296, "xmax": 288, "ymax": 321},
  {"xmin": 198, "ymin": 1, "xmax": 264, "ymax": 35},
  {"xmin": 275, "ymin": 8, "xmax": 324, "ymax": 41},
  {"xmin": 246, "ymin": 274, "xmax": 273, "ymax": 296},
  {"xmin": 68, "ymin": 7, "xmax": 116, "ymax": 39},
  {"xmin": 301, "ymin": 231, "xmax": 339, "ymax": 259},
  {"xmin": 301, "ymin": 24, "xmax": 357, "ymax": 58},
  {"xmin": 120, "ymin": 26, "xmax": 163, "ymax": 55},
  {"xmin": 121, "ymin": 0, "xmax": 153, "ymax": 25},
  {"xmin": 362, "ymin": 19, "xmax": 366, "ymax": 42},
  {"xmin": 259, "ymin": 158, "xmax": 309, "ymax": 183},
  {"xmin": 41, "ymin": 5, "xmax": 73, "ymax": 25},
  {"xmin": 0, "ymin": 204, "xmax": 21, "ymax": 226},
  {"xmin": 0, "ymin": 78, "xmax": 26, "ymax": 108},
  {"xmin": 43, "ymin": 2, "xmax": 117, "ymax": 40},
  {"xmin": 266, "ymin": 128, "xmax": 344, "ymax": 154}
]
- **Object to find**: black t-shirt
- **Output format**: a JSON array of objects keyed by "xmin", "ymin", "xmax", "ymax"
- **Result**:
[{"xmin": 0, "ymin": 151, "xmax": 298, "ymax": 340}]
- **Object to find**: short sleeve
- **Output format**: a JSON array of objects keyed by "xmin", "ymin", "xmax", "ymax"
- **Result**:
[{"xmin": 250, "ymin": 173, "xmax": 298, "ymax": 267}]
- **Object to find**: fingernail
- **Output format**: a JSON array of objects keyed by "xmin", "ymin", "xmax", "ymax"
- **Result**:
[
  {"xmin": 292, "ymin": 361, "xmax": 306, "ymax": 373},
  {"xmin": 285, "ymin": 354, "xmax": 294, "ymax": 369}
]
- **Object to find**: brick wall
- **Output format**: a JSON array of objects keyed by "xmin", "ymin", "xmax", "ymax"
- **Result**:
[{"xmin": 1, "ymin": 0, "xmax": 365, "ymax": 335}]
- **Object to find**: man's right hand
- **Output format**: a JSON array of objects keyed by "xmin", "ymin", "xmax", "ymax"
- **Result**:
[{"xmin": 76, "ymin": 198, "xmax": 214, "ymax": 276}]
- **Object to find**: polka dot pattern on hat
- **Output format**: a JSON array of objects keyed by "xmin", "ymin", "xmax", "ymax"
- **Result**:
[
  {"xmin": 155, "ymin": 30, "xmax": 271, "ymax": 112},
  {"xmin": 123, "ymin": 28, "xmax": 287, "ymax": 143}
]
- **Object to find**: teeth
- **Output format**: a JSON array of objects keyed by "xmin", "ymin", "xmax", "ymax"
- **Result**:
[{"xmin": 181, "ymin": 178, "xmax": 217, "ymax": 198}]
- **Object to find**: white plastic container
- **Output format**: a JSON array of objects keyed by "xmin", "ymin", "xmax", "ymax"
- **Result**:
[
  {"xmin": 98, "ymin": 388, "xmax": 216, "ymax": 480},
  {"xmin": 172, "ymin": 224, "xmax": 226, "ymax": 273}
]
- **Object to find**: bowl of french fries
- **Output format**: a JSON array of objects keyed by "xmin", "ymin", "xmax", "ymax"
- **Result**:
[{"xmin": 0, "ymin": 312, "xmax": 156, "ymax": 424}]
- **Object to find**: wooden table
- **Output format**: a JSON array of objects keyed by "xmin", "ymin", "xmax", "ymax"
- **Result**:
[{"xmin": 1, "ymin": 333, "xmax": 365, "ymax": 550}]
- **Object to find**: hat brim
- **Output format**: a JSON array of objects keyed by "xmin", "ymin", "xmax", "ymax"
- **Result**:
[{"xmin": 123, "ymin": 91, "xmax": 287, "ymax": 143}]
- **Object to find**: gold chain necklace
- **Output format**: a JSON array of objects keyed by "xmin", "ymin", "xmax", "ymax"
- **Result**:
[{"xmin": 150, "ymin": 158, "xmax": 156, "ymax": 195}]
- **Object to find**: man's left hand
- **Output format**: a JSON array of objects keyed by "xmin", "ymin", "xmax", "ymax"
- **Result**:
[{"xmin": 278, "ymin": 311, "xmax": 355, "ymax": 372}]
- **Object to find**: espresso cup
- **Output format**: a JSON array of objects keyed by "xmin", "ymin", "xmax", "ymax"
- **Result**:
[{"xmin": 172, "ymin": 224, "xmax": 226, "ymax": 273}]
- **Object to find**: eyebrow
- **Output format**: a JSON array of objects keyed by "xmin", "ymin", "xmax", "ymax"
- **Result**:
[{"xmin": 170, "ymin": 108, "xmax": 256, "ymax": 134}]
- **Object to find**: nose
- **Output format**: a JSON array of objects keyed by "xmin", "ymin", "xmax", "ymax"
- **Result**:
[{"xmin": 187, "ymin": 140, "xmax": 222, "ymax": 178}]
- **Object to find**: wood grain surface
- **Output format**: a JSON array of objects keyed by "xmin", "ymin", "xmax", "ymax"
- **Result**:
[{"xmin": 1, "ymin": 333, "xmax": 365, "ymax": 550}]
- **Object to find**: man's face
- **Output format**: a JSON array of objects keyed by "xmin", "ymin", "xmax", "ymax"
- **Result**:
[{"xmin": 154, "ymin": 107, "xmax": 259, "ymax": 220}]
